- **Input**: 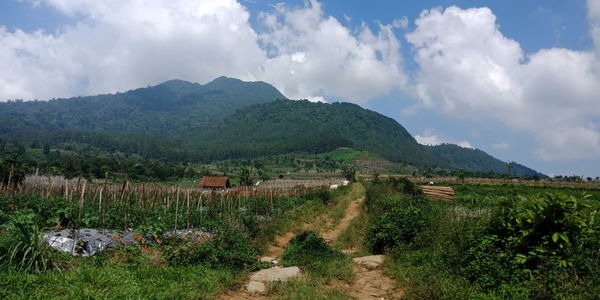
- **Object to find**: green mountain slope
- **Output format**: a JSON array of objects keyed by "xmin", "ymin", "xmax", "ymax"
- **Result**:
[
  {"xmin": 0, "ymin": 77, "xmax": 286, "ymax": 137},
  {"xmin": 189, "ymin": 100, "xmax": 441, "ymax": 167},
  {"xmin": 0, "ymin": 77, "xmax": 542, "ymax": 176},
  {"xmin": 428, "ymin": 144, "xmax": 541, "ymax": 177}
]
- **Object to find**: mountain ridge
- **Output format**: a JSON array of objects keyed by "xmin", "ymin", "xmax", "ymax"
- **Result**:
[{"xmin": 0, "ymin": 77, "xmax": 542, "ymax": 176}]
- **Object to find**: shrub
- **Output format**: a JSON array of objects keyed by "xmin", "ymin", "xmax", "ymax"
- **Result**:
[
  {"xmin": 366, "ymin": 205, "xmax": 429, "ymax": 253},
  {"xmin": 283, "ymin": 230, "xmax": 343, "ymax": 267},
  {"xmin": 464, "ymin": 192, "xmax": 600, "ymax": 292},
  {"xmin": 165, "ymin": 226, "xmax": 257, "ymax": 270}
]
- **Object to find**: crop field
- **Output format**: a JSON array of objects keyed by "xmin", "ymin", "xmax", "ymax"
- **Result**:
[{"xmin": 0, "ymin": 178, "xmax": 598, "ymax": 299}]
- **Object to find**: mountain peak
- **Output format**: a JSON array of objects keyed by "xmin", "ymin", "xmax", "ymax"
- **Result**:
[{"xmin": 156, "ymin": 79, "xmax": 198, "ymax": 90}]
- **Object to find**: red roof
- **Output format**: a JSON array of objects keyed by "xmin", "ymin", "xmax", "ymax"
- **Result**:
[{"xmin": 200, "ymin": 176, "xmax": 230, "ymax": 188}]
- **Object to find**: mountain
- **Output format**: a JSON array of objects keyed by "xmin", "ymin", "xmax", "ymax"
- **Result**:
[
  {"xmin": 428, "ymin": 144, "xmax": 541, "ymax": 177},
  {"xmin": 188, "ymin": 100, "xmax": 440, "ymax": 167},
  {"xmin": 0, "ymin": 77, "xmax": 542, "ymax": 176},
  {"xmin": 0, "ymin": 77, "xmax": 286, "ymax": 137}
]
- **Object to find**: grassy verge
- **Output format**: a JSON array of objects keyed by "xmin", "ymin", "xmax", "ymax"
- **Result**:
[
  {"xmin": 366, "ymin": 180, "xmax": 600, "ymax": 299},
  {"xmin": 321, "ymin": 183, "xmax": 364, "ymax": 233},
  {"xmin": 0, "ymin": 244, "xmax": 245, "ymax": 300},
  {"xmin": 333, "ymin": 202, "xmax": 369, "ymax": 250}
]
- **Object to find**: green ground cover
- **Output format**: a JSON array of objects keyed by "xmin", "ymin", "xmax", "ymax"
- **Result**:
[{"xmin": 362, "ymin": 180, "xmax": 600, "ymax": 299}]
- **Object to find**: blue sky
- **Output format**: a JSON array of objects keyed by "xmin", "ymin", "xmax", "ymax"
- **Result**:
[{"xmin": 0, "ymin": 0, "xmax": 599, "ymax": 177}]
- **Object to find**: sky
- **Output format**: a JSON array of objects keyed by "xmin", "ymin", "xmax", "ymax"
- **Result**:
[{"xmin": 0, "ymin": 0, "xmax": 599, "ymax": 177}]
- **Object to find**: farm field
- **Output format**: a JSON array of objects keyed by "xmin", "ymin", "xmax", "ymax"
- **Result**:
[{"xmin": 0, "ymin": 178, "xmax": 598, "ymax": 299}]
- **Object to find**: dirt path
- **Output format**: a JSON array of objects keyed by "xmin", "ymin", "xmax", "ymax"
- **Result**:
[
  {"xmin": 220, "ymin": 185, "xmax": 402, "ymax": 299},
  {"xmin": 321, "ymin": 196, "xmax": 364, "ymax": 242}
]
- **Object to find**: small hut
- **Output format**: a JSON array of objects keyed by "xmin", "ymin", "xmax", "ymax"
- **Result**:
[{"xmin": 200, "ymin": 176, "xmax": 230, "ymax": 189}]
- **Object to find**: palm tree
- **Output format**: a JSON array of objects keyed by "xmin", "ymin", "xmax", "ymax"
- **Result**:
[{"xmin": 506, "ymin": 162, "xmax": 514, "ymax": 178}]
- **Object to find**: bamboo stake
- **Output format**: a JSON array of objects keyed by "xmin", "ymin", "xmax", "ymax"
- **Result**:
[
  {"xmin": 174, "ymin": 188, "xmax": 180, "ymax": 231},
  {"xmin": 77, "ymin": 181, "xmax": 87, "ymax": 240},
  {"xmin": 186, "ymin": 190, "xmax": 190, "ymax": 229}
]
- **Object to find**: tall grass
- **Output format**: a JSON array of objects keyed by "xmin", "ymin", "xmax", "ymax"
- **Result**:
[{"xmin": 0, "ymin": 212, "xmax": 59, "ymax": 273}]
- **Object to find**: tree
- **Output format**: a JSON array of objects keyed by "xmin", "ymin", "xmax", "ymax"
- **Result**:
[
  {"xmin": 340, "ymin": 164, "xmax": 357, "ymax": 182},
  {"xmin": 506, "ymin": 162, "xmax": 514, "ymax": 177},
  {"xmin": 238, "ymin": 166, "xmax": 255, "ymax": 186},
  {"xmin": 0, "ymin": 155, "xmax": 26, "ymax": 188},
  {"xmin": 43, "ymin": 144, "xmax": 51, "ymax": 155}
]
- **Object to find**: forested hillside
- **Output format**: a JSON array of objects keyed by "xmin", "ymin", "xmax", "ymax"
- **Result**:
[
  {"xmin": 0, "ymin": 77, "xmax": 286, "ymax": 136},
  {"xmin": 428, "ymin": 144, "xmax": 541, "ymax": 177},
  {"xmin": 0, "ymin": 77, "xmax": 541, "ymax": 176},
  {"xmin": 188, "ymin": 100, "xmax": 440, "ymax": 167}
]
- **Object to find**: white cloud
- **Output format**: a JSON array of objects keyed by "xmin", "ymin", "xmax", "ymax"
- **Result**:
[
  {"xmin": 392, "ymin": 16, "xmax": 409, "ymax": 29},
  {"xmin": 415, "ymin": 133, "xmax": 473, "ymax": 149},
  {"xmin": 257, "ymin": 0, "xmax": 406, "ymax": 103},
  {"xmin": 406, "ymin": 6, "xmax": 600, "ymax": 160},
  {"xmin": 492, "ymin": 142, "xmax": 509, "ymax": 151},
  {"xmin": 1, "ymin": 0, "xmax": 266, "ymax": 100},
  {"xmin": 0, "ymin": 0, "xmax": 405, "ymax": 104}
]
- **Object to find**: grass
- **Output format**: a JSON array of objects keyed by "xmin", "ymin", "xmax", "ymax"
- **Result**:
[
  {"xmin": 0, "ymin": 245, "xmax": 245, "ymax": 300},
  {"xmin": 333, "ymin": 204, "xmax": 369, "ymax": 250},
  {"xmin": 321, "ymin": 184, "xmax": 364, "ymax": 232}
]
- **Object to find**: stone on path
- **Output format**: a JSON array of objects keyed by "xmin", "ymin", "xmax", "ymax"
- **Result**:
[
  {"xmin": 259, "ymin": 256, "xmax": 275, "ymax": 263},
  {"xmin": 245, "ymin": 266, "xmax": 301, "ymax": 293},
  {"xmin": 352, "ymin": 255, "xmax": 384, "ymax": 269},
  {"xmin": 246, "ymin": 281, "xmax": 266, "ymax": 293},
  {"xmin": 250, "ymin": 266, "xmax": 301, "ymax": 282}
]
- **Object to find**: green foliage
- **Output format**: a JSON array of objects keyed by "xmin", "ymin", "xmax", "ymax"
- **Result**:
[
  {"xmin": 0, "ymin": 154, "xmax": 26, "ymax": 187},
  {"xmin": 282, "ymin": 230, "xmax": 352, "ymax": 283},
  {"xmin": 366, "ymin": 205, "xmax": 429, "ymax": 253},
  {"xmin": 340, "ymin": 164, "xmax": 357, "ymax": 182},
  {"xmin": 165, "ymin": 226, "xmax": 257, "ymax": 270},
  {"xmin": 428, "ymin": 144, "xmax": 542, "ymax": 177},
  {"xmin": 0, "ymin": 211, "xmax": 59, "ymax": 273},
  {"xmin": 364, "ymin": 179, "xmax": 430, "ymax": 253},
  {"xmin": 283, "ymin": 231, "xmax": 343, "ymax": 267},
  {"xmin": 238, "ymin": 166, "xmax": 255, "ymax": 186},
  {"xmin": 464, "ymin": 192, "xmax": 599, "ymax": 291}
]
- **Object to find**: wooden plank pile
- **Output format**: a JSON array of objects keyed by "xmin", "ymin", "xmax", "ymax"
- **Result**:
[{"xmin": 420, "ymin": 185, "xmax": 455, "ymax": 201}]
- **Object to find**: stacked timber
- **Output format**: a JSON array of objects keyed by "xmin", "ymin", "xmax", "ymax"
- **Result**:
[{"xmin": 420, "ymin": 185, "xmax": 455, "ymax": 201}]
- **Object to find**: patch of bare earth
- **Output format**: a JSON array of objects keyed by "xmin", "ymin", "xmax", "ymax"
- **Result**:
[{"xmin": 329, "ymin": 259, "xmax": 403, "ymax": 300}]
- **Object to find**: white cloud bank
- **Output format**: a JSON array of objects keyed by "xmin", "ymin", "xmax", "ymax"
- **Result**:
[
  {"xmin": 1, "ymin": 0, "xmax": 599, "ymax": 163},
  {"xmin": 0, "ymin": 0, "xmax": 404, "ymax": 103},
  {"xmin": 406, "ymin": 2, "xmax": 600, "ymax": 160},
  {"xmin": 415, "ymin": 132, "xmax": 473, "ymax": 149}
]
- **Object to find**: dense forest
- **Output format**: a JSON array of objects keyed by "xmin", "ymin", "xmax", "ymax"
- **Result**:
[{"xmin": 0, "ymin": 77, "xmax": 542, "ymax": 177}]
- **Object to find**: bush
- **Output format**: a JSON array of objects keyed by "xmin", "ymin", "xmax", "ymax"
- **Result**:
[
  {"xmin": 165, "ymin": 226, "xmax": 257, "ymax": 270},
  {"xmin": 0, "ymin": 211, "xmax": 59, "ymax": 273},
  {"xmin": 366, "ymin": 205, "xmax": 429, "ymax": 253},
  {"xmin": 463, "ymin": 192, "xmax": 600, "ymax": 292},
  {"xmin": 283, "ymin": 230, "xmax": 343, "ymax": 266}
]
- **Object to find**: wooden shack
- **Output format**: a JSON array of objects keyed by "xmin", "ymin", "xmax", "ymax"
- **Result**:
[
  {"xmin": 420, "ymin": 185, "xmax": 455, "ymax": 201},
  {"xmin": 200, "ymin": 176, "xmax": 230, "ymax": 189}
]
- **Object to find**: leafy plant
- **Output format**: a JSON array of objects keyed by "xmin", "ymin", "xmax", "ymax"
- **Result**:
[
  {"xmin": 0, "ymin": 211, "xmax": 58, "ymax": 273},
  {"xmin": 165, "ymin": 226, "xmax": 257, "ymax": 270},
  {"xmin": 366, "ymin": 205, "xmax": 429, "ymax": 253}
]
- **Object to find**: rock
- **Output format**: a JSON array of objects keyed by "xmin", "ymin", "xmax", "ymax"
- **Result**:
[
  {"xmin": 246, "ymin": 281, "xmax": 266, "ymax": 293},
  {"xmin": 259, "ymin": 256, "xmax": 275, "ymax": 263},
  {"xmin": 353, "ymin": 255, "xmax": 385, "ymax": 269},
  {"xmin": 249, "ymin": 266, "xmax": 301, "ymax": 282}
]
